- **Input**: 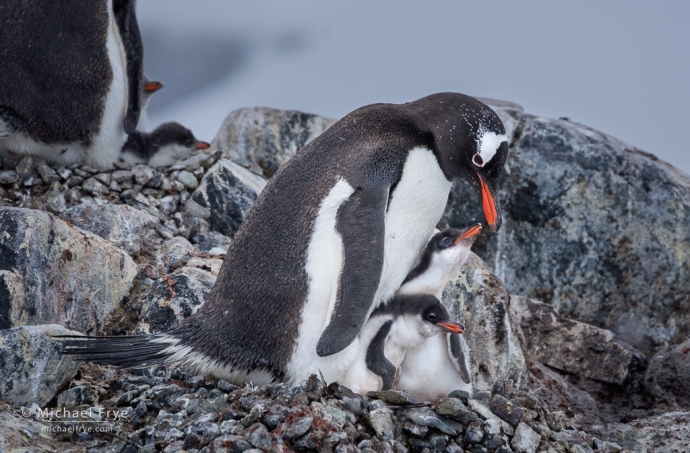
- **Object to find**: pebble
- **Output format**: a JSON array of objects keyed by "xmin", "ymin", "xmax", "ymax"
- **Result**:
[
  {"xmin": 0, "ymin": 170, "xmax": 19, "ymax": 184},
  {"xmin": 177, "ymin": 170, "xmax": 199, "ymax": 190},
  {"xmin": 511, "ymin": 422, "xmax": 541, "ymax": 453},
  {"xmin": 464, "ymin": 419, "xmax": 485, "ymax": 444},
  {"xmin": 490, "ymin": 394, "xmax": 525, "ymax": 427},
  {"xmin": 83, "ymin": 177, "xmax": 109, "ymax": 195},
  {"xmin": 366, "ymin": 389, "xmax": 417, "ymax": 405},
  {"xmin": 133, "ymin": 164, "xmax": 155, "ymax": 186},
  {"xmin": 404, "ymin": 408, "xmax": 462, "ymax": 436}
]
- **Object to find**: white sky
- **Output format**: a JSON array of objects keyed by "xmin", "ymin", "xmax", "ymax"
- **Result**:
[{"xmin": 138, "ymin": 1, "xmax": 690, "ymax": 174}]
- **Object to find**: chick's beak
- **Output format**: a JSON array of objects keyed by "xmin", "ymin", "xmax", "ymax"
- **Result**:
[
  {"xmin": 195, "ymin": 141, "xmax": 210, "ymax": 150},
  {"xmin": 143, "ymin": 81, "xmax": 164, "ymax": 93},
  {"xmin": 453, "ymin": 224, "xmax": 482, "ymax": 246},
  {"xmin": 437, "ymin": 322, "xmax": 464, "ymax": 334}
]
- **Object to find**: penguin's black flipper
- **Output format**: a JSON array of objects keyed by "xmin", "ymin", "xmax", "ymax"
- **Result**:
[
  {"xmin": 365, "ymin": 320, "xmax": 397, "ymax": 390},
  {"xmin": 447, "ymin": 332, "xmax": 472, "ymax": 384},
  {"xmin": 316, "ymin": 185, "xmax": 388, "ymax": 357},
  {"xmin": 113, "ymin": 0, "xmax": 143, "ymax": 134}
]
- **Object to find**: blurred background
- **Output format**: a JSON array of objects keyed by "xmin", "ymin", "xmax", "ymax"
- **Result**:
[{"xmin": 137, "ymin": 1, "xmax": 690, "ymax": 174}]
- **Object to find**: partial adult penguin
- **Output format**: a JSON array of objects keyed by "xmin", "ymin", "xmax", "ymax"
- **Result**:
[
  {"xmin": 136, "ymin": 76, "xmax": 164, "ymax": 132},
  {"xmin": 60, "ymin": 92, "xmax": 509, "ymax": 386},
  {"xmin": 343, "ymin": 225, "xmax": 481, "ymax": 394},
  {"xmin": 0, "ymin": 0, "xmax": 143, "ymax": 169},
  {"xmin": 120, "ymin": 122, "xmax": 210, "ymax": 167}
]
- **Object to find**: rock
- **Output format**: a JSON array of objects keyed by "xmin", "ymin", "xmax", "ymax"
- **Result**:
[
  {"xmin": 282, "ymin": 415, "xmax": 313, "ymax": 439},
  {"xmin": 441, "ymin": 106, "xmax": 690, "ymax": 353},
  {"xmin": 0, "ymin": 169, "xmax": 20, "ymax": 184},
  {"xmin": 468, "ymin": 400, "xmax": 514, "ymax": 436},
  {"xmin": 15, "ymin": 156, "xmax": 36, "ymax": 178},
  {"xmin": 365, "ymin": 407, "xmax": 396, "ymax": 441},
  {"xmin": 366, "ymin": 389, "xmax": 417, "ymax": 405},
  {"xmin": 0, "ymin": 207, "xmax": 137, "ymax": 332},
  {"xmin": 158, "ymin": 236, "xmax": 196, "ymax": 270},
  {"xmin": 44, "ymin": 186, "xmax": 67, "ymax": 214},
  {"xmin": 82, "ymin": 177, "xmax": 109, "ymax": 195},
  {"xmin": 644, "ymin": 338, "xmax": 690, "ymax": 408},
  {"xmin": 182, "ymin": 198, "xmax": 212, "ymax": 219},
  {"xmin": 490, "ymin": 394, "xmax": 524, "ymax": 427},
  {"xmin": 132, "ymin": 164, "xmax": 155, "ymax": 186},
  {"xmin": 448, "ymin": 389, "xmax": 471, "ymax": 402},
  {"xmin": 511, "ymin": 422, "xmax": 541, "ymax": 453},
  {"xmin": 245, "ymin": 423, "xmax": 272, "ymax": 450},
  {"xmin": 403, "ymin": 408, "xmax": 462, "ymax": 436},
  {"xmin": 57, "ymin": 385, "xmax": 95, "ymax": 408},
  {"xmin": 177, "ymin": 170, "xmax": 199, "ymax": 190},
  {"xmin": 158, "ymin": 195, "xmax": 178, "ymax": 216},
  {"xmin": 190, "ymin": 158, "xmax": 267, "ymax": 238},
  {"xmin": 61, "ymin": 204, "xmax": 149, "ymax": 255},
  {"xmin": 598, "ymin": 411, "xmax": 690, "ymax": 453},
  {"xmin": 138, "ymin": 266, "xmax": 216, "ymax": 333},
  {"xmin": 464, "ymin": 419, "xmax": 485, "ymax": 445},
  {"xmin": 191, "ymin": 231, "xmax": 232, "ymax": 254},
  {"xmin": 0, "ymin": 324, "xmax": 81, "ymax": 406},
  {"xmin": 213, "ymin": 107, "xmax": 336, "ymax": 178},
  {"xmin": 441, "ymin": 252, "xmax": 528, "ymax": 391},
  {"xmin": 434, "ymin": 397, "xmax": 473, "ymax": 422},
  {"xmin": 510, "ymin": 296, "xmax": 641, "ymax": 385},
  {"xmin": 0, "ymin": 411, "xmax": 68, "ymax": 452}
]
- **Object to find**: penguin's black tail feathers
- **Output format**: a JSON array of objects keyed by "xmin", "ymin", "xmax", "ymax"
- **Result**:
[{"xmin": 56, "ymin": 334, "xmax": 178, "ymax": 369}]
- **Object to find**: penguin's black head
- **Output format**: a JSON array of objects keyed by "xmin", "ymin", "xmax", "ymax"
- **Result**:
[
  {"xmin": 409, "ymin": 93, "xmax": 509, "ymax": 232},
  {"xmin": 418, "ymin": 299, "xmax": 464, "ymax": 335},
  {"xmin": 150, "ymin": 122, "xmax": 208, "ymax": 149}
]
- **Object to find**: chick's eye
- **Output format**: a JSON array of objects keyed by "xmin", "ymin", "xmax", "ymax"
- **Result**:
[
  {"xmin": 427, "ymin": 312, "xmax": 437, "ymax": 321},
  {"xmin": 473, "ymin": 154, "xmax": 484, "ymax": 167},
  {"xmin": 186, "ymin": 140, "xmax": 193, "ymax": 146},
  {"xmin": 441, "ymin": 237, "xmax": 452, "ymax": 247}
]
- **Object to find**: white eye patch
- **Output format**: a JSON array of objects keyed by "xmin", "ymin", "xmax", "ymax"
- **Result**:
[{"xmin": 474, "ymin": 131, "xmax": 507, "ymax": 167}]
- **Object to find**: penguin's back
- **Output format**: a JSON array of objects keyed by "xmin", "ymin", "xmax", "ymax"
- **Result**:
[
  {"xmin": 0, "ymin": 0, "xmax": 112, "ymax": 144},
  {"xmin": 176, "ymin": 103, "xmax": 435, "ymax": 379}
]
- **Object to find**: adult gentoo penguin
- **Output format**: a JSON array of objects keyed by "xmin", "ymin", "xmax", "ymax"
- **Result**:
[
  {"xmin": 61, "ymin": 93, "xmax": 509, "ymax": 385},
  {"xmin": 120, "ymin": 122, "xmax": 210, "ymax": 167},
  {"xmin": 342, "ymin": 226, "xmax": 480, "ymax": 395},
  {"xmin": 0, "ymin": 0, "xmax": 143, "ymax": 169}
]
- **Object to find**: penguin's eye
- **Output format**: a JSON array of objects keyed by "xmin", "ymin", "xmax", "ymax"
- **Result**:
[
  {"xmin": 472, "ymin": 153, "xmax": 484, "ymax": 167},
  {"xmin": 426, "ymin": 311, "xmax": 438, "ymax": 322},
  {"xmin": 441, "ymin": 237, "xmax": 452, "ymax": 248},
  {"xmin": 185, "ymin": 139, "xmax": 193, "ymax": 146}
]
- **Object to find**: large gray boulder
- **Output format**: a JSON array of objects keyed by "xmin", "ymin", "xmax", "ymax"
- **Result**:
[
  {"xmin": 0, "ymin": 324, "xmax": 81, "ymax": 406},
  {"xmin": 213, "ymin": 107, "xmax": 336, "ymax": 178},
  {"xmin": 189, "ymin": 158, "xmax": 267, "ymax": 238},
  {"xmin": 442, "ymin": 253, "xmax": 528, "ymax": 391},
  {"xmin": 441, "ymin": 99, "xmax": 690, "ymax": 353},
  {"xmin": 644, "ymin": 338, "xmax": 690, "ymax": 409},
  {"xmin": 0, "ymin": 207, "xmax": 137, "ymax": 333},
  {"xmin": 60, "ymin": 203, "xmax": 153, "ymax": 256},
  {"xmin": 137, "ymin": 266, "xmax": 216, "ymax": 333}
]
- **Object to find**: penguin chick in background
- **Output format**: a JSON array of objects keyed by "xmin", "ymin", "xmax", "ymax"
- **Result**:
[
  {"xmin": 342, "ymin": 225, "xmax": 481, "ymax": 395},
  {"xmin": 0, "ymin": 0, "xmax": 143, "ymax": 169},
  {"xmin": 120, "ymin": 122, "xmax": 210, "ymax": 167},
  {"xmin": 136, "ymin": 76, "xmax": 164, "ymax": 132}
]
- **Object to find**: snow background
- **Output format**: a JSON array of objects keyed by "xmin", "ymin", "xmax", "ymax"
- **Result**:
[{"xmin": 137, "ymin": 1, "xmax": 690, "ymax": 174}]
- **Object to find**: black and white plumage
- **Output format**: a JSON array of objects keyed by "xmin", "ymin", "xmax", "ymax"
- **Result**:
[
  {"xmin": 136, "ymin": 76, "xmax": 164, "ymax": 132},
  {"xmin": 120, "ymin": 122, "xmax": 210, "ymax": 167},
  {"xmin": 342, "ymin": 226, "xmax": 480, "ymax": 395},
  {"xmin": 0, "ymin": 0, "xmax": 143, "ymax": 168},
  {"xmin": 60, "ymin": 93, "xmax": 508, "ymax": 386}
]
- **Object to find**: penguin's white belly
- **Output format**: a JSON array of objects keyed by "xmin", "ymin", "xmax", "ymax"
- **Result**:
[
  {"xmin": 374, "ymin": 147, "xmax": 453, "ymax": 307},
  {"xmin": 0, "ymin": 5, "xmax": 127, "ymax": 169},
  {"xmin": 286, "ymin": 147, "xmax": 451, "ymax": 385},
  {"xmin": 286, "ymin": 179, "xmax": 357, "ymax": 384},
  {"xmin": 397, "ymin": 334, "xmax": 473, "ymax": 401}
]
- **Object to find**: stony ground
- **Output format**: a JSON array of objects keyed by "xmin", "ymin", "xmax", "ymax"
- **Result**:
[{"xmin": 2, "ymin": 102, "xmax": 690, "ymax": 453}]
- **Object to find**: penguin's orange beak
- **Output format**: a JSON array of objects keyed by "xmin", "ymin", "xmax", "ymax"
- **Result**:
[
  {"xmin": 195, "ymin": 141, "xmax": 211, "ymax": 150},
  {"xmin": 143, "ymin": 81, "xmax": 164, "ymax": 93},
  {"xmin": 454, "ymin": 224, "xmax": 482, "ymax": 245},
  {"xmin": 477, "ymin": 173, "xmax": 501, "ymax": 232},
  {"xmin": 437, "ymin": 322, "xmax": 464, "ymax": 334}
]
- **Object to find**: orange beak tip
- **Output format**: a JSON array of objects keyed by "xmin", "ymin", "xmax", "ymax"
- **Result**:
[
  {"xmin": 195, "ymin": 141, "xmax": 211, "ymax": 150},
  {"xmin": 143, "ymin": 81, "xmax": 164, "ymax": 92}
]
